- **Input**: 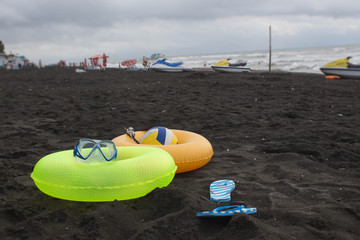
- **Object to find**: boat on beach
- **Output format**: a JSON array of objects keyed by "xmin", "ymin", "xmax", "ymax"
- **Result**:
[{"xmin": 320, "ymin": 57, "xmax": 360, "ymax": 79}]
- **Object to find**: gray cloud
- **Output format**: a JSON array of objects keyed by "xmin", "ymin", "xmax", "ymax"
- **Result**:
[
  {"xmin": 1, "ymin": 0, "xmax": 359, "ymax": 64},
  {"xmin": 2, "ymin": 0, "xmax": 359, "ymax": 27}
]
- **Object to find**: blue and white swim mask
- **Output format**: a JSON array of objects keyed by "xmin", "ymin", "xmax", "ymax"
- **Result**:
[{"xmin": 74, "ymin": 138, "xmax": 117, "ymax": 163}]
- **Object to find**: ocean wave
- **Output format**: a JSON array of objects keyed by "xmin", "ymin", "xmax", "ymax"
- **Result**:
[{"xmin": 110, "ymin": 45, "xmax": 360, "ymax": 73}]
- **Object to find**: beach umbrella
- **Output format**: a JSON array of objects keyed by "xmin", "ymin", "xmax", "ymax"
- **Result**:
[
  {"xmin": 121, "ymin": 59, "xmax": 137, "ymax": 67},
  {"xmin": 149, "ymin": 53, "xmax": 165, "ymax": 60}
]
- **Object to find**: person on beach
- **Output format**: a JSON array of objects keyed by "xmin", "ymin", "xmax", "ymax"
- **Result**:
[{"xmin": 142, "ymin": 56, "xmax": 149, "ymax": 67}]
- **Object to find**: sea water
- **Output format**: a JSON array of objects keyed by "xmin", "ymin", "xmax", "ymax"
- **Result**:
[{"xmin": 108, "ymin": 45, "xmax": 360, "ymax": 74}]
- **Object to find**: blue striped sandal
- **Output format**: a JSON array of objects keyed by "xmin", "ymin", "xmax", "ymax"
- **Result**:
[
  {"xmin": 197, "ymin": 205, "xmax": 257, "ymax": 217},
  {"xmin": 210, "ymin": 179, "xmax": 235, "ymax": 202}
]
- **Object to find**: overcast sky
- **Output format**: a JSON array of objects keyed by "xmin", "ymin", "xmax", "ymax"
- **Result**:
[{"xmin": 1, "ymin": 0, "xmax": 359, "ymax": 64}]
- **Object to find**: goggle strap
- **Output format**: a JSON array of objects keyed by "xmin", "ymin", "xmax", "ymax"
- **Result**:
[{"xmin": 126, "ymin": 132, "xmax": 140, "ymax": 144}]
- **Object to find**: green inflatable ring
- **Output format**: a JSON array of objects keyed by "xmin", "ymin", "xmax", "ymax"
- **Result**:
[{"xmin": 31, "ymin": 146, "xmax": 177, "ymax": 202}]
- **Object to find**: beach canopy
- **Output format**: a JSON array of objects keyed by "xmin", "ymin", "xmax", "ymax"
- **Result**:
[
  {"xmin": 89, "ymin": 54, "xmax": 104, "ymax": 59},
  {"xmin": 89, "ymin": 53, "xmax": 109, "ymax": 67}
]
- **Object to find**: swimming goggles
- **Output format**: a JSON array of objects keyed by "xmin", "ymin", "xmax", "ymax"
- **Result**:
[{"xmin": 73, "ymin": 138, "xmax": 117, "ymax": 162}]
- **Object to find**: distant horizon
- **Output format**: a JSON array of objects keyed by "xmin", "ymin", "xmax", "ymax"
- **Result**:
[
  {"xmin": 4, "ymin": 39, "xmax": 359, "ymax": 65},
  {"xmin": 106, "ymin": 44, "xmax": 360, "ymax": 64},
  {"xmin": 3, "ymin": 43, "xmax": 359, "ymax": 65}
]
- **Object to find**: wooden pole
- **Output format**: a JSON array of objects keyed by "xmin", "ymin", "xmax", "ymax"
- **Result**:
[{"xmin": 269, "ymin": 25, "xmax": 272, "ymax": 73}]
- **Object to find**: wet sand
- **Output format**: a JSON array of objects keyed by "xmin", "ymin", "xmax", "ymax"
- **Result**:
[{"xmin": 1, "ymin": 67, "xmax": 359, "ymax": 239}]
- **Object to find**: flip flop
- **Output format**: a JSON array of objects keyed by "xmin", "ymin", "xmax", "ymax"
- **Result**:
[
  {"xmin": 196, "ymin": 205, "xmax": 257, "ymax": 217},
  {"xmin": 210, "ymin": 179, "xmax": 235, "ymax": 202}
]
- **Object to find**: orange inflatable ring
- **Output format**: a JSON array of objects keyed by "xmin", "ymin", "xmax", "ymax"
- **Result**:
[{"xmin": 112, "ymin": 130, "xmax": 213, "ymax": 173}]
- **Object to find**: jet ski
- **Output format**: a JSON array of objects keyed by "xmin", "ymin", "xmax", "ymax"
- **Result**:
[
  {"xmin": 150, "ymin": 59, "xmax": 192, "ymax": 72},
  {"xmin": 229, "ymin": 59, "xmax": 248, "ymax": 67},
  {"xmin": 211, "ymin": 59, "xmax": 251, "ymax": 73},
  {"xmin": 320, "ymin": 57, "xmax": 360, "ymax": 79}
]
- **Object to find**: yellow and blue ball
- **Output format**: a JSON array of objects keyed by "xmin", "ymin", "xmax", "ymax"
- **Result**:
[{"xmin": 140, "ymin": 127, "xmax": 178, "ymax": 145}]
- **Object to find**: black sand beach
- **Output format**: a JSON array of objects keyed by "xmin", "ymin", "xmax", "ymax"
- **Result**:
[{"xmin": 1, "ymin": 67, "xmax": 359, "ymax": 239}]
